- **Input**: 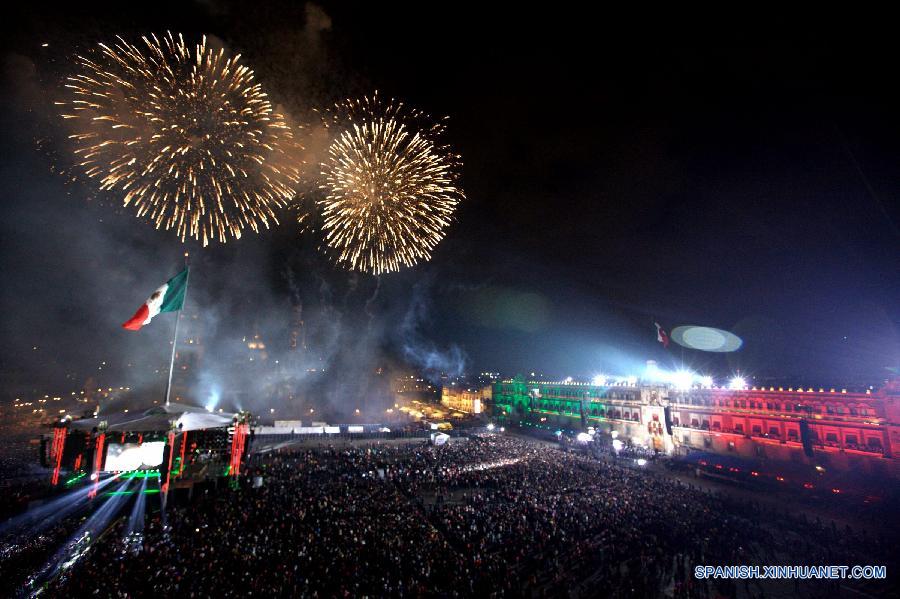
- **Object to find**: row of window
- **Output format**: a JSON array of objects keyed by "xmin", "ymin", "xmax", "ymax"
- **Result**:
[
  {"xmin": 501, "ymin": 390, "xmax": 875, "ymax": 418},
  {"xmin": 534, "ymin": 403, "xmax": 641, "ymax": 421},
  {"xmin": 497, "ymin": 393, "xmax": 876, "ymax": 423},
  {"xmin": 493, "ymin": 387, "xmax": 638, "ymax": 402},
  {"xmin": 674, "ymin": 420, "xmax": 884, "ymax": 451},
  {"xmin": 679, "ymin": 396, "xmax": 873, "ymax": 416},
  {"xmin": 536, "ymin": 391, "xmax": 638, "ymax": 401}
]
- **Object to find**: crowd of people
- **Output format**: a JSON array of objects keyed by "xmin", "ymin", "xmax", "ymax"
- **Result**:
[
  {"xmin": 1, "ymin": 434, "xmax": 891, "ymax": 597},
  {"xmin": 0, "ymin": 421, "xmax": 47, "ymax": 521}
]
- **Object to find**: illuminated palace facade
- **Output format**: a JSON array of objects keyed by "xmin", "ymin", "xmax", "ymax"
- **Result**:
[
  {"xmin": 441, "ymin": 385, "xmax": 491, "ymax": 415},
  {"xmin": 493, "ymin": 376, "xmax": 900, "ymax": 478}
]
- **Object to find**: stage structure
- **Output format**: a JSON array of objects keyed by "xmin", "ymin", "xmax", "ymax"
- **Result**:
[{"xmin": 41, "ymin": 404, "xmax": 253, "ymax": 505}]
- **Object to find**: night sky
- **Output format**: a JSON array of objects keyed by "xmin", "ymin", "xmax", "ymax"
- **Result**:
[{"xmin": 1, "ymin": 4, "xmax": 898, "ymax": 404}]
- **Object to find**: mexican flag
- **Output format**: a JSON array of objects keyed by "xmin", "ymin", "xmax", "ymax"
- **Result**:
[
  {"xmin": 122, "ymin": 268, "xmax": 189, "ymax": 331},
  {"xmin": 654, "ymin": 321, "xmax": 669, "ymax": 348}
]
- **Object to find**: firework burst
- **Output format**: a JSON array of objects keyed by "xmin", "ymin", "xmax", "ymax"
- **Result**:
[
  {"xmin": 318, "ymin": 95, "xmax": 464, "ymax": 275},
  {"xmin": 60, "ymin": 32, "xmax": 303, "ymax": 245}
]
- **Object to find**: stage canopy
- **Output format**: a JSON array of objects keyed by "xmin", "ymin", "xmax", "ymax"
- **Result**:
[{"xmin": 70, "ymin": 403, "xmax": 235, "ymax": 433}]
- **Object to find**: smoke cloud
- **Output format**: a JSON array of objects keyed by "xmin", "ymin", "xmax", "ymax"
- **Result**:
[
  {"xmin": 0, "ymin": 3, "xmax": 463, "ymax": 423},
  {"xmin": 399, "ymin": 280, "xmax": 468, "ymax": 383}
]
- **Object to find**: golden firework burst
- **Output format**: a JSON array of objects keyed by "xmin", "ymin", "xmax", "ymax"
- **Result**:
[
  {"xmin": 318, "ymin": 95, "xmax": 464, "ymax": 275},
  {"xmin": 60, "ymin": 32, "xmax": 303, "ymax": 245}
]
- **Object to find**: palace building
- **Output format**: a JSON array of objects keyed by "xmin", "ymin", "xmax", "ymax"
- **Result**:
[{"xmin": 493, "ymin": 374, "xmax": 900, "ymax": 478}]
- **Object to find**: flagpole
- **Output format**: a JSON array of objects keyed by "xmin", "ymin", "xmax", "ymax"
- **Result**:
[{"xmin": 164, "ymin": 253, "xmax": 190, "ymax": 407}]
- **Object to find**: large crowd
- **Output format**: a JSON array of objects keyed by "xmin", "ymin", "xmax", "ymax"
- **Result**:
[
  {"xmin": 0, "ymin": 434, "xmax": 891, "ymax": 597},
  {"xmin": 0, "ymin": 422, "xmax": 47, "ymax": 521}
]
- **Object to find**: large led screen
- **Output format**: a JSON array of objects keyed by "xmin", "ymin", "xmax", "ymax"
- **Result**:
[{"xmin": 104, "ymin": 441, "xmax": 165, "ymax": 471}]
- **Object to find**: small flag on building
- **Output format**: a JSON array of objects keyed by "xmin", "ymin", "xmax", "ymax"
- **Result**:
[
  {"xmin": 655, "ymin": 322, "xmax": 669, "ymax": 348},
  {"xmin": 122, "ymin": 268, "xmax": 189, "ymax": 331}
]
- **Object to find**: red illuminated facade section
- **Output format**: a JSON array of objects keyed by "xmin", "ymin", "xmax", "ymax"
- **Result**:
[{"xmin": 668, "ymin": 383, "xmax": 898, "ymax": 477}]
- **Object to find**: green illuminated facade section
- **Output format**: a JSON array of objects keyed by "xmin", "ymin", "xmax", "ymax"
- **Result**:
[{"xmin": 492, "ymin": 375, "xmax": 642, "ymax": 428}]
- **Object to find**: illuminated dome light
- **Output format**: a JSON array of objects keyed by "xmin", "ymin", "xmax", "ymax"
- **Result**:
[
  {"xmin": 576, "ymin": 432, "xmax": 593, "ymax": 443},
  {"xmin": 672, "ymin": 370, "xmax": 695, "ymax": 390},
  {"xmin": 612, "ymin": 439, "xmax": 624, "ymax": 451},
  {"xmin": 729, "ymin": 376, "xmax": 747, "ymax": 390},
  {"xmin": 592, "ymin": 374, "xmax": 608, "ymax": 386},
  {"xmin": 670, "ymin": 326, "xmax": 743, "ymax": 353}
]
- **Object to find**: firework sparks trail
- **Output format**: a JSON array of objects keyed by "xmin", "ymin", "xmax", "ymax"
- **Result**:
[
  {"xmin": 60, "ymin": 32, "xmax": 303, "ymax": 245},
  {"xmin": 317, "ymin": 95, "xmax": 464, "ymax": 275}
]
